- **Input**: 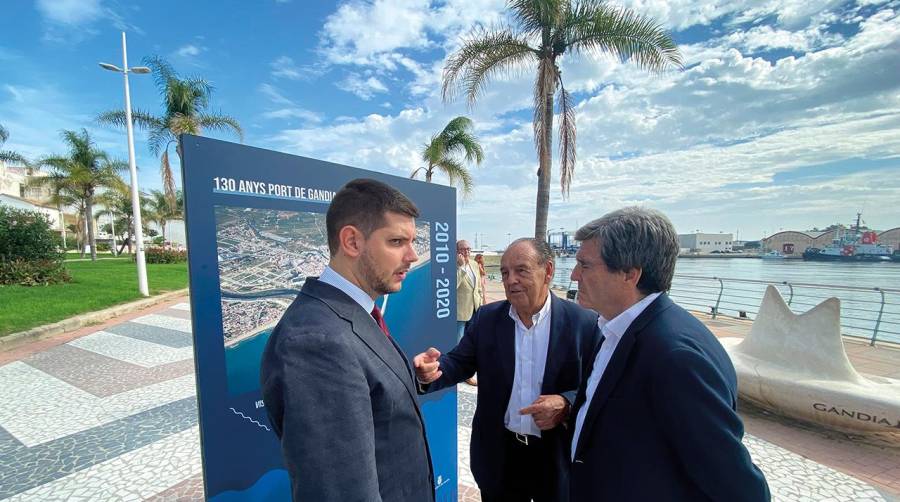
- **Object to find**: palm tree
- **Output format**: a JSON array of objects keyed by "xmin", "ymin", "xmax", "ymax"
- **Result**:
[
  {"xmin": 35, "ymin": 129, "xmax": 126, "ymax": 261},
  {"xmin": 442, "ymin": 0, "xmax": 682, "ymax": 238},
  {"xmin": 410, "ymin": 116, "xmax": 484, "ymax": 197},
  {"xmin": 97, "ymin": 56, "xmax": 243, "ymax": 206},
  {"xmin": 95, "ymin": 183, "xmax": 150, "ymax": 255},
  {"xmin": 0, "ymin": 123, "xmax": 27, "ymax": 165},
  {"xmin": 28, "ymin": 174, "xmax": 78, "ymax": 250},
  {"xmin": 146, "ymin": 189, "xmax": 177, "ymax": 241}
]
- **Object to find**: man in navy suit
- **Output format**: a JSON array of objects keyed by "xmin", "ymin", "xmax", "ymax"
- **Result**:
[
  {"xmin": 414, "ymin": 238, "xmax": 599, "ymax": 501},
  {"xmin": 568, "ymin": 207, "xmax": 770, "ymax": 501},
  {"xmin": 260, "ymin": 179, "xmax": 434, "ymax": 502}
]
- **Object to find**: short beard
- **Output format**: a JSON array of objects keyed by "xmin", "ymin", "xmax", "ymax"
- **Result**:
[{"xmin": 360, "ymin": 249, "xmax": 393, "ymax": 296}]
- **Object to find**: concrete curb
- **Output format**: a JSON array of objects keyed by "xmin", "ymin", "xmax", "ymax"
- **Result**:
[{"xmin": 0, "ymin": 288, "xmax": 190, "ymax": 351}]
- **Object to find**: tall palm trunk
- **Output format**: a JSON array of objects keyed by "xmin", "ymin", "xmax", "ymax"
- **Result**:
[
  {"xmin": 534, "ymin": 90, "xmax": 554, "ymax": 240},
  {"xmin": 425, "ymin": 163, "xmax": 434, "ymax": 183},
  {"xmin": 85, "ymin": 197, "xmax": 97, "ymax": 261},
  {"xmin": 58, "ymin": 203, "xmax": 67, "ymax": 250}
]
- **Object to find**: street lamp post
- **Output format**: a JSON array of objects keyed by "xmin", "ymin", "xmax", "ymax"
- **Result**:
[{"xmin": 100, "ymin": 32, "xmax": 151, "ymax": 296}]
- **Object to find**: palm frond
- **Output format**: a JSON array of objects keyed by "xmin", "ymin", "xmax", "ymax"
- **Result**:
[
  {"xmin": 197, "ymin": 114, "xmax": 244, "ymax": 141},
  {"xmin": 409, "ymin": 166, "xmax": 426, "ymax": 179},
  {"xmin": 439, "ymin": 158, "xmax": 474, "ymax": 198},
  {"xmin": 509, "ymin": 0, "xmax": 570, "ymax": 35},
  {"xmin": 96, "ymin": 109, "xmax": 165, "ymax": 132},
  {"xmin": 562, "ymin": 1, "xmax": 682, "ymax": 72},
  {"xmin": 442, "ymin": 27, "xmax": 537, "ymax": 106},
  {"xmin": 143, "ymin": 55, "xmax": 177, "ymax": 93},
  {"xmin": 0, "ymin": 151, "xmax": 26, "ymax": 164},
  {"xmin": 168, "ymin": 114, "xmax": 201, "ymax": 137},
  {"xmin": 161, "ymin": 148, "xmax": 177, "ymax": 208},
  {"xmin": 557, "ymin": 80, "xmax": 576, "ymax": 196},
  {"xmin": 0, "ymin": 123, "xmax": 8, "ymax": 144}
]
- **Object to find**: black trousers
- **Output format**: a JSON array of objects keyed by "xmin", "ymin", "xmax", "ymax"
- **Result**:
[{"xmin": 480, "ymin": 430, "xmax": 556, "ymax": 502}]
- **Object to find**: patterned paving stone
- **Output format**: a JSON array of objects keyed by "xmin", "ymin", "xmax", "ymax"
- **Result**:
[
  {"xmin": 130, "ymin": 314, "xmax": 192, "ymax": 334},
  {"xmin": 0, "ymin": 424, "xmax": 23, "ymax": 458},
  {"xmin": 67, "ymin": 331, "xmax": 194, "ymax": 368},
  {"xmin": 3, "ymin": 426, "xmax": 201, "ymax": 501},
  {"xmin": 456, "ymin": 384, "xmax": 893, "ymax": 502},
  {"xmin": 159, "ymin": 309, "xmax": 193, "ymax": 321},
  {"xmin": 0, "ymin": 363, "xmax": 194, "ymax": 447},
  {"xmin": 25, "ymin": 344, "xmax": 194, "ymax": 397},
  {"xmin": 144, "ymin": 473, "xmax": 204, "ymax": 502},
  {"xmin": 104, "ymin": 322, "xmax": 193, "ymax": 349},
  {"xmin": 0, "ymin": 397, "xmax": 197, "ymax": 500}
]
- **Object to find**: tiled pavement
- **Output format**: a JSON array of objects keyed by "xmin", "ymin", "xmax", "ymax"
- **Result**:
[{"xmin": 1, "ymin": 293, "xmax": 899, "ymax": 501}]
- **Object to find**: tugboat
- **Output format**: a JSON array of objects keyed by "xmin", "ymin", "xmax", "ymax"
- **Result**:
[{"xmin": 802, "ymin": 213, "xmax": 893, "ymax": 262}]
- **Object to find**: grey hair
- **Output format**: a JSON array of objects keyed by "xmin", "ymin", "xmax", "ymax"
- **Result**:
[
  {"xmin": 508, "ymin": 237, "xmax": 554, "ymax": 266},
  {"xmin": 575, "ymin": 207, "xmax": 678, "ymax": 294}
]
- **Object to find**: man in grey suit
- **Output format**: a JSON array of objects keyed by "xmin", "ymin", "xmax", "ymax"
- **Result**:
[{"xmin": 260, "ymin": 178, "xmax": 435, "ymax": 502}]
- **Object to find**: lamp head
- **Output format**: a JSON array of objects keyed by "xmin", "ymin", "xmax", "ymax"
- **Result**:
[{"xmin": 99, "ymin": 62, "xmax": 123, "ymax": 72}]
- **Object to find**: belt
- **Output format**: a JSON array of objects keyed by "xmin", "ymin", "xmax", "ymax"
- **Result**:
[{"xmin": 506, "ymin": 429, "xmax": 541, "ymax": 446}]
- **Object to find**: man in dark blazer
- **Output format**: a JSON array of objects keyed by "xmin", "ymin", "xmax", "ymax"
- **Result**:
[
  {"xmin": 260, "ymin": 179, "xmax": 434, "ymax": 502},
  {"xmin": 568, "ymin": 207, "xmax": 770, "ymax": 502},
  {"xmin": 414, "ymin": 238, "xmax": 599, "ymax": 501}
]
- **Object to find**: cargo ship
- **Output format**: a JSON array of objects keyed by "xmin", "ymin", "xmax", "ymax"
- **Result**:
[{"xmin": 802, "ymin": 213, "xmax": 894, "ymax": 262}]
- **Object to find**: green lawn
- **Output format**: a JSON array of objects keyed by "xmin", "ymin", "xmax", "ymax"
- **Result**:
[{"xmin": 0, "ymin": 258, "xmax": 188, "ymax": 336}]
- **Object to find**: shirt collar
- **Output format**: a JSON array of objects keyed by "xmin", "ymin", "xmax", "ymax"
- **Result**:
[
  {"xmin": 597, "ymin": 292, "xmax": 662, "ymax": 339},
  {"xmin": 508, "ymin": 291, "xmax": 553, "ymax": 328},
  {"xmin": 318, "ymin": 265, "xmax": 376, "ymax": 314}
]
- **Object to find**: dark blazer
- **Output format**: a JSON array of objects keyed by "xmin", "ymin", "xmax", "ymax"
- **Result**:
[
  {"xmin": 569, "ymin": 294, "xmax": 770, "ymax": 502},
  {"xmin": 260, "ymin": 278, "xmax": 435, "ymax": 502},
  {"xmin": 424, "ymin": 294, "xmax": 600, "ymax": 499}
]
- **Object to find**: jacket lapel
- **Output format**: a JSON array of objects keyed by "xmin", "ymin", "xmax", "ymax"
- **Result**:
[
  {"xmin": 496, "ymin": 301, "xmax": 517, "ymax": 398},
  {"xmin": 540, "ymin": 295, "xmax": 567, "ymax": 394},
  {"xmin": 302, "ymin": 279, "xmax": 419, "ymax": 404},
  {"xmin": 573, "ymin": 294, "xmax": 674, "ymax": 459}
]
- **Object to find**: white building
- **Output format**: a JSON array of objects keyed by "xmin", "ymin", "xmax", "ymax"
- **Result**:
[
  {"xmin": 0, "ymin": 193, "xmax": 61, "ymax": 229},
  {"xmin": 678, "ymin": 232, "xmax": 734, "ymax": 253}
]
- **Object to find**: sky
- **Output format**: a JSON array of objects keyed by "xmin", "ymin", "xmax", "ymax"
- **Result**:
[{"xmin": 1, "ymin": 0, "xmax": 899, "ymax": 248}]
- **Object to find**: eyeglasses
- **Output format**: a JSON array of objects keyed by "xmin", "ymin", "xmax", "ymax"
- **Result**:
[{"xmin": 459, "ymin": 247, "xmax": 472, "ymax": 251}]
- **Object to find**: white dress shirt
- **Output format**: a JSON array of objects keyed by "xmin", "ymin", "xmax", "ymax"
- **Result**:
[
  {"xmin": 571, "ymin": 292, "xmax": 661, "ymax": 460},
  {"xmin": 504, "ymin": 293, "xmax": 553, "ymax": 437},
  {"xmin": 318, "ymin": 266, "xmax": 375, "ymax": 314}
]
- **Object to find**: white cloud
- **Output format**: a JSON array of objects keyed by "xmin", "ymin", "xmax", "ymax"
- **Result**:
[
  {"xmin": 34, "ymin": 0, "xmax": 141, "ymax": 43},
  {"xmin": 35, "ymin": 0, "xmax": 104, "ymax": 25},
  {"xmin": 337, "ymin": 74, "xmax": 390, "ymax": 100},
  {"xmin": 320, "ymin": 0, "xmax": 432, "ymax": 64},
  {"xmin": 175, "ymin": 44, "xmax": 203, "ymax": 58},
  {"xmin": 269, "ymin": 56, "xmax": 325, "ymax": 81},
  {"xmin": 257, "ymin": 84, "xmax": 322, "ymax": 124}
]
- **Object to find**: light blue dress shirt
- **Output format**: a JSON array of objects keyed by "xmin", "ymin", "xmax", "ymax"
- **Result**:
[
  {"xmin": 318, "ymin": 265, "xmax": 376, "ymax": 314},
  {"xmin": 571, "ymin": 292, "xmax": 661, "ymax": 460}
]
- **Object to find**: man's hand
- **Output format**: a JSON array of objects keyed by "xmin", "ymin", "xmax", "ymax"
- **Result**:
[
  {"xmin": 413, "ymin": 347, "xmax": 442, "ymax": 384},
  {"xmin": 457, "ymin": 252, "xmax": 465, "ymax": 266},
  {"xmin": 519, "ymin": 395, "xmax": 570, "ymax": 430}
]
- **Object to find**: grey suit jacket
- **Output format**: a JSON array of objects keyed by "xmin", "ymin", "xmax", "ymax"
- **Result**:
[{"xmin": 260, "ymin": 278, "xmax": 435, "ymax": 502}]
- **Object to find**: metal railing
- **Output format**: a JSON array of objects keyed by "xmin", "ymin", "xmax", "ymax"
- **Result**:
[
  {"xmin": 662, "ymin": 275, "xmax": 900, "ymax": 346},
  {"xmin": 488, "ymin": 268, "xmax": 900, "ymax": 346}
]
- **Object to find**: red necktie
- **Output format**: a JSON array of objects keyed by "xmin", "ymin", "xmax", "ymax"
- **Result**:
[{"xmin": 371, "ymin": 305, "xmax": 391, "ymax": 339}]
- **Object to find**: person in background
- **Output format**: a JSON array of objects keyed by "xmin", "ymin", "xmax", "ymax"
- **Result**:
[
  {"xmin": 457, "ymin": 239, "xmax": 484, "ymax": 385},
  {"xmin": 474, "ymin": 253, "xmax": 488, "ymax": 301}
]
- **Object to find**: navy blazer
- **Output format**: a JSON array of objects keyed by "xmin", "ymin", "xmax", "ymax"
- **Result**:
[
  {"xmin": 424, "ymin": 294, "xmax": 600, "ymax": 499},
  {"xmin": 570, "ymin": 294, "xmax": 770, "ymax": 502},
  {"xmin": 260, "ymin": 278, "xmax": 435, "ymax": 502}
]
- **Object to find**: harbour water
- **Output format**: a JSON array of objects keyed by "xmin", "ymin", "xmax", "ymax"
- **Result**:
[{"xmin": 552, "ymin": 257, "xmax": 900, "ymax": 344}]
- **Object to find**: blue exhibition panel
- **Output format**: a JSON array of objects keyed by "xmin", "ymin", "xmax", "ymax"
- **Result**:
[{"xmin": 180, "ymin": 135, "xmax": 458, "ymax": 501}]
